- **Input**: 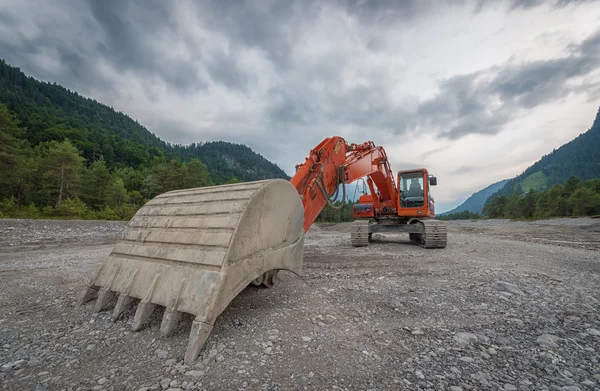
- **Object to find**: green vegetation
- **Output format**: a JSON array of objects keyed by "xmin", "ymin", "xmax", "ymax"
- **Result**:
[
  {"xmin": 520, "ymin": 171, "xmax": 548, "ymax": 192},
  {"xmin": 0, "ymin": 102, "xmax": 216, "ymax": 219},
  {"xmin": 482, "ymin": 176, "xmax": 600, "ymax": 219},
  {"xmin": 0, "ymin": 59, "xmax": 290, "ymax": 220},
  {"xmin": 438, "ymin": 210, "xmax": 481, "ymax": 221},
  {"xmin": 315, "ymin": 201, "xmax": 356, "ymax": 223}
]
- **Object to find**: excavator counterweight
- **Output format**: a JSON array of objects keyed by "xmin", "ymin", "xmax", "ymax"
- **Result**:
[{"xmin": 80, "ymin": 136, "xmax": 446, "ymax": 363}]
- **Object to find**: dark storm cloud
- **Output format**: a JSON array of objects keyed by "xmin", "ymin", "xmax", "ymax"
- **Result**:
[
  {"xmin": 508, "ymin": 0, "xmax": 597, "ymax": 9},
  {"xmin": 413, "ymin": 28, "xmax": 600, "ymax": 139},
  {"xmin": 0, "ymin": 0, "xmax": 598, "ymax": 145}
]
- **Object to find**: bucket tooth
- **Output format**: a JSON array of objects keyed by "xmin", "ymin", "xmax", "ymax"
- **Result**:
[
  {"xmin": 94, "ymin": 288, "xmax": 116, "ymax": 312},
  {"xmin": 132, "ymin": 301, "xmax": 156, "ymax": 331},
  {"xmin": 160, "ymin": 310, "xmax": 182, "ymax": 336},
  {"xmin": 185, "ymin": 319, "xmax": 214, "ymax": 364},
  {"xmin": 78, "ymin": 286, "xmax": 98, "ymax": 305},
  {"xmin": 111, "ymin": 294, "xmax": 133, "ymax": 321},
  {"xmin": 80, "ymin": 179, "xmax": 305, "ymax": 363}
]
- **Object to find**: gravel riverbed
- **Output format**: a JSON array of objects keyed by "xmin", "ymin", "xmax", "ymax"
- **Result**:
[{"xmin": 0, "ymin": 218, "xmax": 599, "ymax": 391}]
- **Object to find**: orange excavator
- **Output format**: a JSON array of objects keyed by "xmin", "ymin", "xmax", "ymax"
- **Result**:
[
  {"xmin": 80, "ymin": 136, "xmax": 446, "ymax": 364},
  {"xmin": 292, "ymin": 136, "xmax": 447, "ymax": 248}
]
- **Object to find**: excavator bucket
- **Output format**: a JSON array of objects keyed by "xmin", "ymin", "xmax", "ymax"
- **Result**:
[{"xmin": 79, "ymin": 179, "xmax": 304, "ymax": 364}]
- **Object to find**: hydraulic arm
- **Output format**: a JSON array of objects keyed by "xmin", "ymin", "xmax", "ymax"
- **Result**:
[{"xmin": 290, "ymin": 136, "xmax": 399, "ymax": 231}]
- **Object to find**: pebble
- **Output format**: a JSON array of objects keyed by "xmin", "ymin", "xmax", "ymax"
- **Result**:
[
  {"xmin": 493, "ymin": 281, "xmax": 525, "ymax": 295},
  {"xmin": 587, "ymin": 328, "xmax": 600, "ymax": 336},
  {"xmin": 97, "ymin": 377, "xmax": 108, "ymax": 385},
  {"xmin": 160, "ymin": 378, "xmax": 172, "ymax": 389},
  {"xmin": 454, "ymin": 332, "xmax": 478, "ymax": 344},
  {"xmin": 536, "ymin": 334, "xmax": 561, "ymax": 348},
  {"xmin": 504, "ymin": 384, "xmax": 517, "ymax": 390},
  {"xmin": 301, "ymin": 336, "xmax": 312, "ymax": 342},
  {"xmin": 156, "ymin": 350, "xmax": 168, "ymax": 359},
  {"xmin": 415, "ymin": 370, "xmax": 425, "ymax": 379},
  {"xmin": 450, "ymin": 387, "xmax": 463, "ymax": 391},
  {"xmin": 184, "ymin": 370, "xmax": 204, "ymax": 378}
]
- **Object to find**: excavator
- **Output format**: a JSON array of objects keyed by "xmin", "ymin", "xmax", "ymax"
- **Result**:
[{"xmin": 79, "ymin": 136, "xmax": 447, "ymax": 364}]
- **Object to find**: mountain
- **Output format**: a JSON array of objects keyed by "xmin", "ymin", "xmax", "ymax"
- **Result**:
[
  {"xmin": 490, "ymin": 106, "xmax": 600, "ymax": 199},
  {"xmin": 0, "ymin": 58, "xmax": 287, "ymax": 182},
  {"xmin": 441, "ymin": 179, "xmax": 509, "ymax": 215},
  {"xmin": 171, "ymin": 141, "xmax": 289, "ymax": 183}
]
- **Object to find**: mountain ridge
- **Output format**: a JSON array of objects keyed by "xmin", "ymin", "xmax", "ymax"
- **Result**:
[
  {"xmin": 441, "ymin": 179, "xmax": 509, "ymax": 215},
  {"xmin": 0, "ymin": 58, "xmax": 288, "ymax": 183},
  {"xmin": 488, "ymin": 106, "xmax": 600, "ymax": 202}
]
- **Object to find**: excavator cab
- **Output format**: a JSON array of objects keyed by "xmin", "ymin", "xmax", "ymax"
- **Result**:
[{"xmin": 398, "ymin": 169, "xmax": 436, "ymax": 218}]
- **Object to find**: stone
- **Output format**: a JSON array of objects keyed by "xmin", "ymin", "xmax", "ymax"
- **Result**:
[
  {"xmin": 536, "ymin": 334, "xmax": 561, "ymax": 348},
  {"xmin": 184, "ymin": 370, "xmax": 204, "ymax": 378},
  {"xmin": 454, "ymin": 332, "xmax": 478, "ymax": 345},
  {"xmin": 450, "ymin": 387, "xmax": 463, "ymax": 391},
  {"xmin": 504, "ymin": 384, "xmax": 517, "ymax": 390},
  {"xmin": 493, "ymin": 281, "xmax": 525, "ymax": 295},
  {"xmin": 301, "ymin": 336, "xmax": 312, "ymax": 342},
  {"xmin": 586, "ymin": 328, "xmax": 600, "ymax": 336},
  {"xmin": 160, "ymin": 379, "xmax": 171, "ymax": 389},
  {"xmin": 156, "ymin": 350, "xmax": 168, "ymax": 359},
  {"xmin": 98, "ymin": 377, "xmax": 108, "ymax": 385}
]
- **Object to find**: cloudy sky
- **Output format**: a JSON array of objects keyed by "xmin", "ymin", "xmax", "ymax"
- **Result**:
[{"xmin": 1, "ymin": 0, "xmax": 599, "ymax": 212}]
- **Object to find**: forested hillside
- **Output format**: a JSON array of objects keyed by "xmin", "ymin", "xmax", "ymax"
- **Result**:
[
  {"xmin": 0, "ymin": 59, "xmax": 288, "ymax": 220},
  {"xmin": 492, "ymin": 107, "xmax": 600, "ymax": 198},
  {"xmin": 0, "ymin": 59, "xmax": 287, "ymax": 180},
  {"xmin": 172, "ymin": 142, "xmax": 288, "ymax": 183},
  {"xmin": 474, "ymin": 107, "xmax": 600, "ymax": 220}
]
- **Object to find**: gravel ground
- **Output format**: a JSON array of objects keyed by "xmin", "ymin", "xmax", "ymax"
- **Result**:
[{"xmin": 0, "ymin": 218, "xmax": 599, "ymax": 391}]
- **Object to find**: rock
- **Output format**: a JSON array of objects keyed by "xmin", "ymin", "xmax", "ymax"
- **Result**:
[
  {"xmin": 216, "ymin": 354, "xmax": 225, "ymax": 362},
  {"xmin": 536, "ymin": 334, "xmax": 561, "ymax": 348},
  {"xmin": 454, "ymin": 332, "xmax": 478, "ymax": 345},
  {"xmin": 165, "ymin": 359, "xmax": 177, "ymax": 366},
  {"xmin": 415, "ymin": 370, "xmax": 425, "ymax": 379},
  {"xmin": 301, "ymin": 336, "xmax": 312, "ymax": 342},
  {"xmin": 459, "ymin": 357, "xmax": 474, "ymax": 363},
  {"xmin": 504, "ymin": 384, "xmax": 517, "ymax": 390},
  {"xmin": 184, "ymin": 370, "xmax": 204, "ymax": 378},
  {"xmin": 561, "ymin": 387, "xmax": 582, "ymax": 391},
  {"xmin": 97, "ymin": 377, "xmax": 108, "ymax": 385},
  {"xmin": 411, "ymin": 329, "xmax": 424, "ymax": 335},
  {"xmin": 586, "ymin": 328, "xmax": 600, "ymax": 336},
  {"xmin": 156, "ymin": 350, "xmax": 169, "ymax": 359},
  {"xmin": 450, "ymin": 387, "xmax": 463, "ymax": 391},
  {"xmin": 138, "ymin": 388, "xmax": 150, "ymax": 391},
  {"xmin": 160, "ymin": 378, "xmax": 172, "ymax": 389},
  {"xmin": 165, "ymin": 389, "xmax": 183, "ymax": 391},
  {"xmin": 488, "ymin": 348, "xmax": 497, "ymax": 355},
  {"xmin": 493, "ymin": 281, "xmax": 525, "ymax": 295}
]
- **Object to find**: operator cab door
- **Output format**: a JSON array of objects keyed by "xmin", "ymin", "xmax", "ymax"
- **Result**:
[{"xmin": 397, "ymin": 170, "xmax": 435, "ymax": 218}]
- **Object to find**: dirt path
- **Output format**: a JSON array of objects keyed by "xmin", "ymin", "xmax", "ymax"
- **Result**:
[{"xmin": 1, "ymin": 218, "xmax": 599, "ymax": 390}]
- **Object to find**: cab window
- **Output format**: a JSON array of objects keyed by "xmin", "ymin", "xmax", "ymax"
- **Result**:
[{"xmin": 400, "ymin": 172, "xmax": 424, "ymax": 208}]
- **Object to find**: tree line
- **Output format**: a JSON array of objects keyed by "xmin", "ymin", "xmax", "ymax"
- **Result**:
[
  {"xmin": 0, "ymin": 102, "xmax": 347, "ymax": 222},
  {"xmin": 0, "ymin": 103, "xmax": 218, "ymax": 219},
  {"xmin": 482, "ymin": 176, "xmax": 600, "ymax": 219}
]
